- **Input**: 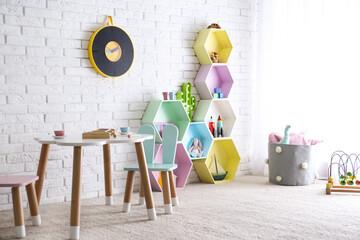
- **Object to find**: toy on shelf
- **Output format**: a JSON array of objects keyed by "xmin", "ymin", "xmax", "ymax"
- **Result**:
[
  {"xmin": 210, "ymin": 154, "xmax": 228, "ymax": 180},
  {"xmin": 326, "ymin": 151, "xmax": 360, "ymax": 194},
  {"xmin": 189, "ymin": 138, "xmax": 203, "ymax": 158},
  {"xmin": 209, "ymin": 51, "xmax": 220, "ymax": 63},
  {"xmin": 207, "ymin": 23, "xmax": 221, "ymax": 29},
  {"xmin": 217, "ymin": 116, "xmax": 223, "ymax": 138},
  {"xmin": 177, "ymin": 82, "xmax": 196, "ymax": 121},
  {"xmin": 278, "ymin": 125, "xmax": 291, "ymax": 144},
  {"xmin": 209, "ymin": 116, "xmax": 215, "ymax": 137}
]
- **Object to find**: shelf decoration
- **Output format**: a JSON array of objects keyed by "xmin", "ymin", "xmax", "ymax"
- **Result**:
[
  {"xmin": 141, "ymin": 100, "xmax": 190, "ymax": 143},
  {"xmin": 193, "ymin": 138, "xmax": 240, "ymax": 184},
  {"xmin": 177, "ymin": 82, "xmax": 196, "ymax": 121},
  {"xmin": 149, "ymin": 143, "xmax": 193, "ymax": 191},
  {"xmin": 193, "ymin": 28, "xmax": 233, "ymax": 65},
  {"xmin": 88, "ymin": 16, "xmax": 134, "ymax": 78}
]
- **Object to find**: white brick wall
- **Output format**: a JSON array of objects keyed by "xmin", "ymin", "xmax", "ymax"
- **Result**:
[{"xmin": 0, "ymin": 0, "xmax": 257, "ymax": 210}]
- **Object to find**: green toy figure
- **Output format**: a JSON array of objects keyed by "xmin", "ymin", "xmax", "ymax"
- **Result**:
[{"xmin": 279, "ymin": 125, "xmax": 291, "ymax": 144}]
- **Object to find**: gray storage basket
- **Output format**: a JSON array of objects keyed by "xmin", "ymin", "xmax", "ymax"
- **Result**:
[{"xmin": 268, "ymin": 143, "xmax": 315, "ymax": 186}]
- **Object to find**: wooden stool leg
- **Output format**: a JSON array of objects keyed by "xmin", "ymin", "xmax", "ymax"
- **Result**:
[
  {"xmin": 70, "ymin": 146, "xmax": 82, "ymax": 240},
  {"xmin": 26, "ymin": 183, "xmax": 41, "ymax": 226},
  {"xmin": 103, "ymin": 144, "xmax": 113, "ymax": 205},
  {"xmin": 122, "ymin": 171, "xmax": 135, "ymax": 213},
  {"xmin": 12, "ymin": 187, "xmax": 25, "ymax": 238},
  {"xmin": 169, "ymin": 171, "xmax": 179, "ymax": 206},
  {"xmin": 35, "ymin": 143, "xmax": 50, "ymax": 205},
  {"xmin": 161, "ymin": 171, "xmax": 172, "ymax": 214},
  {"xmin": 139, "ymin": 177, "xmax": 145, "ymax": 205},
  {"xmin": 135, "ymin": 142, "xmax": 156, "ymax": 220}
]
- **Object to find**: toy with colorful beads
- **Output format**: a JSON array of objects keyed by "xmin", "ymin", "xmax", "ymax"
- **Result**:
[{"xmin": 326, "ymin": 150, "xmax": 360, "ymax": 194}]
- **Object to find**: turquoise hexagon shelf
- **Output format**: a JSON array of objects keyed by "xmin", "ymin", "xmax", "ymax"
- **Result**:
[
  {"xmin": 149, "ymin": 143, "xmax": 193, "ymax": 191},
  {"xmin": 182, "ymin": 122, "xmax": 213, "ymax": 160},
  {"xmin": 193, "ymin": 99, "xmax": 236, "ymax": 138},
  {"xmin": 193, "ymin": 138, "xmax": 241, "ymax": 184},
  {"xmin": 141, "ymin": 100, "xmax": 190, "ymax": 143}
]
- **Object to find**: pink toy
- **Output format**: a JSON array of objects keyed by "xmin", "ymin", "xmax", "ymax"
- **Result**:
[{"xmin": 268, "ymin": 131, "xmax": 323, "ymax": 145}]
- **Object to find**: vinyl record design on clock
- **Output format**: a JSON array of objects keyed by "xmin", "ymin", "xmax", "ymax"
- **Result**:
[{"xmin": 88, "ymin": 17, "xmax": 134, "ymax": 78}]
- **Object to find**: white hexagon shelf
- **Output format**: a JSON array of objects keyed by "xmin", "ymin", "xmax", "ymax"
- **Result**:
[
  {"xmin": 193, "ymin": 29, "xmax": 233, "ymax": 65},
  {"xmin": 195, "ymin": 64, "xmax": 234, "ymax": 100},
  {"xmin": 141, "ymin": 100, "xmax": 190, "ymax": 143},
  {"xmin": 182, "ymin": 122, "xmax": 213, "ymax": 160},
  {"xmin": 193, "ymin": 99, "xmax": 236, "ymax": 138}
]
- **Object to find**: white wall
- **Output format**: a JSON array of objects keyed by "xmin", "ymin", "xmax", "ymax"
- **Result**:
[{"xmin": 0, "ymin": 0, "xmax": 256, "ymax": 210}]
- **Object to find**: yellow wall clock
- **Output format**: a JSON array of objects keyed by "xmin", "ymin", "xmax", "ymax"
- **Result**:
[{"xmin": 88, "ymin": 16, "xmax": 134, "ymax": 78}]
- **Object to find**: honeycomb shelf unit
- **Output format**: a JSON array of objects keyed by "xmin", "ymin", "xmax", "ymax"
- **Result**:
[
  {"xmin": 141, "ymin": 100, "xmax": 190, "ymax": 143},
  {"xmin": 193, "ymin": 29, "xmax": 233, "ymax": 65},
  {"xmin": 149, "ymin": 143, "xmax": 193, "ymax": 191},
  {"xmin": 192, "ymin": 99, "xmax": 236, "ymax": 138},
  {"xmin": 192, "ymin": 138, "xmax": 240, "ymax": 184},
  {"xmin": 195, "ymin": 64, "xmax": 234, "ymax": 99},
  {"xmin": 182, "ymin": 122, "xmax": 213, "ymax": 160}
]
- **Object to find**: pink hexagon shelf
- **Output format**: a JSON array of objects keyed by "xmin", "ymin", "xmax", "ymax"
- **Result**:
[
  {"xmin": 195, "ymin": 64, "xmax": 234, "ymax": 100},
  {"xmin": 149, "ymin": 143, "xmax": 193, "ymax": 192}
]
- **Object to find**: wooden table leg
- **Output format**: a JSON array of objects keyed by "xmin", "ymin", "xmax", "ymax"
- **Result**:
[
  {"xmin": 70, "ymin": 146, "xmax": 82, "ymax": 240},
  {"xmin": 35, "ymin": 144, "xmax": 50, "ymax": 205},
  {"xmin": 161, "ymin": 171, "xmax": 172, "ymax": 214},
  {"xmin": 12, "ymin": 187, "xmax": 26, "ymax": 238},
  {"xmin": 26, "ymin": 183, "xmax": 41, "ymax": 226},
  {"xmin": 102, "ymin": 144, "xmax": 113, "ymax": 205},
  {"xmin": 169, "ymin": 171, "xmax": 179, "ymax": 206},
  {"xmin": 139, "ymin": 177, "xmax": 145, "ymax": 205},
  {"xmin": 135, "ymin": 142, "xmax": 156, "ymax": 220}
]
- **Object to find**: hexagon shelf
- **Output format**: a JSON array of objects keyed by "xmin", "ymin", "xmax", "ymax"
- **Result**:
[
  {"xmin": 182, "ymin": 122, "xmax": 213, "ymax": 160},
  {"xmin": 192, "ymin": 138, "xmax": 240, "ymax": 184},
  {"xmin": 149, "ymin": 143, "xmax": 193, "ymax": 191},
  {"xmin": 193, "ymin": 29, "xmax": 233, "ymax": 65},
  {"xmin": 195, "ymin": 64, "xmax": 234, "ymax": 99},
  {"xmin": 141, "ymin": 100, "xmax": 190, "ymax": 143},
  {"xmin": 193, "ymin": 99, "xmax": 236, "ymax": 138}
]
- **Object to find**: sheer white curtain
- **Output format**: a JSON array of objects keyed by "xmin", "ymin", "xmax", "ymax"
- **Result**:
[{"xmin": 252, "ymin": 0, "xmax": 360, "ymax": 175}]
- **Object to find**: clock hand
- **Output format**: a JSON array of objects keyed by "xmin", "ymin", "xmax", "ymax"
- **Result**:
[
  {"xmin": 106, "ymin": 49, "xmax": 113, "ymax": 53},
  {"xmin": 112, "ymin": 47, "xmax": 119, "ymax": 52}
]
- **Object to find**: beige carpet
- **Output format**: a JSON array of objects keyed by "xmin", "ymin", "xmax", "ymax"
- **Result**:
[{"xmin": 0, "ymin": 176, "xmax": 359, "ymax": 240}]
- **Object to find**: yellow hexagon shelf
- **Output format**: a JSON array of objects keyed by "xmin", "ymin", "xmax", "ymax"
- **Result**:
[
  {"xmin": 193, "ymin": 138, "xmax": 240, "ymax": 184},
  {"xmin": 193, "ymin": 29, "xmax": 233, "ymax": 65}
]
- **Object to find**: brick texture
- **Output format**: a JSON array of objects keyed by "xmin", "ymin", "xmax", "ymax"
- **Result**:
[{"xmin": 0, "ymin": 0, "xmax": 256, "ymax": 209}]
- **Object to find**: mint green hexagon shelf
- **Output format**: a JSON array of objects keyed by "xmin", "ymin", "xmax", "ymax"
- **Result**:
[
  {"xmin": 193, "ymin": 99, "xmax": 236, "ymax": 138},
  {"xmin": 182, "ymin": 122, "xmax": 213, "ymax": 160},
  {"xmin": 141, "ymin": 100, "xmax": 190, "ymax": 143}
]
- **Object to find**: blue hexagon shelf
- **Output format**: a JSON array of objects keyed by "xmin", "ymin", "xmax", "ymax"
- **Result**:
[{"xmin": 182, "ymin": 122, "xmax": 213, "ymax": 160}]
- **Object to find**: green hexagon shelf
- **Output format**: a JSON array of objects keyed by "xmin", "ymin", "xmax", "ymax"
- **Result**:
[
  {"xmin": 141, "ymin": 100, "xmax": 190, "ymax": 143},
  {"xmin": 182, "ymin": 122, "xmax": 213, "ymax": 160},
  {"xmin": 193, "ymin": 29, "xmax": 233, "ymax": 65},
  {"xmin": 193, "ymin": 99, "xmax": 236, "ymax": 138},
  {"xmin": 193, "ymin": 138, "xmax": 241, "ymax": 184}
]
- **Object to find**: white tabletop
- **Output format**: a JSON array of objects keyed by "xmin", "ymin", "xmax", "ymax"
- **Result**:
[{"xmin": 35, "ymin": 134, "xmax": 153, "ymax": 146}]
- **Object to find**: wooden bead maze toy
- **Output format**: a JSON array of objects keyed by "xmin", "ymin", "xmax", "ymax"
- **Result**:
[{"xmin": 326, "ymin": 150, "xmax": 360, "ymax": 194}]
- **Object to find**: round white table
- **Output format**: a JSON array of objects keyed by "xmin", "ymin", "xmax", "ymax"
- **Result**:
[{"xmin": 34, "ymin": 134, "xmax": 155, "ymax": 240}]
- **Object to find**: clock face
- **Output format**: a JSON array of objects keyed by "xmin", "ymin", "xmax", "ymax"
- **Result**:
[
  {"xmin": 88, "ymin": 26, "xmax": 134, "ymax": 78},
  {"xmin": 105, "ymin": 41, "xmax": 122, "ymax": 62}
]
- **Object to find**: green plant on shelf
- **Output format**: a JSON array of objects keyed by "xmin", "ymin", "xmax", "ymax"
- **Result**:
[{"xmin": 177, "ymin": 82, "xmax": 196, "ymax": 121}]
